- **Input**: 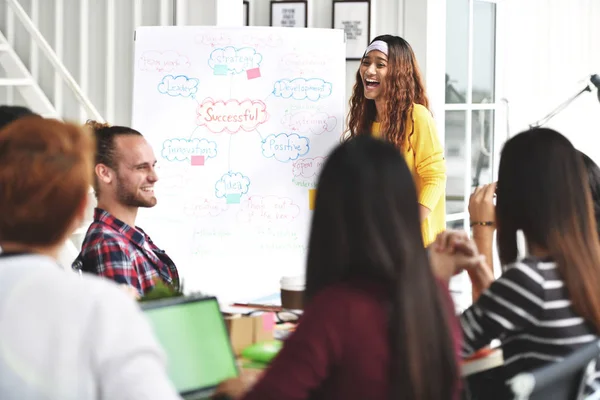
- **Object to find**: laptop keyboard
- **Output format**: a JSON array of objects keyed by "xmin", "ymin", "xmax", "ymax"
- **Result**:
[{"xmin": 183, "ymin": 389, "xmax": 214, "ymax": 400}]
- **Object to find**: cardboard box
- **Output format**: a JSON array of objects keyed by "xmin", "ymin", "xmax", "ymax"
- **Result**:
[{"xmin": 223, "ymin": 313, "xmax": 275, "ymax": 355}]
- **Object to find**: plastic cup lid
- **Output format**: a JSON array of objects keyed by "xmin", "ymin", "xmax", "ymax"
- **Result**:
[{"xmin": 280, "ymin": 275, "xmax": 305, "ymax": 289}]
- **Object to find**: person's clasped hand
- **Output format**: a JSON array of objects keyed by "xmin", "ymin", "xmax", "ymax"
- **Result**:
[
  {"xmin": 469, "ymin": 182, "xmax": 497, "ymax": 227},
  {"xmin": 429, "ymin": 230, "xmax": 486, "ymax": 282}
]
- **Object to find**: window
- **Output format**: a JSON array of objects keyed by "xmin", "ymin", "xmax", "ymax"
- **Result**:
[{"xmin": 445, "ymin": 0, "xmax": 498, "ymax": 230}]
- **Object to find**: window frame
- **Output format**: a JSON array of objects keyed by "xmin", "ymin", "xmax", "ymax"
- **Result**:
[{"xmin": 445, "ymin": 0, "xmax": 506, "ymax": 231}]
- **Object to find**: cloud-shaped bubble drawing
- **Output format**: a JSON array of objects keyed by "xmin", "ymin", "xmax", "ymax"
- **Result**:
[
  {"xmin": 262, "ymin": 133, "xmax": 310, "ymax": 163},
  {"xmin": 195, "ymin": 32, "xmax": 232, "ymax": 47},
  {"xmin": 292, "ymin": 157, "xmax": 327, "ymax": 178},
  {"xmin": 238, "ymin": 196, "xmax": 300, "ymax": 224},
  {"xmin": 279, "ymin": 53, "xmax": 327, "ymax": 76},
  {"xmin": 157, "ymin": 75, "xmax": 199, "ymax": 98},
  {"xmin": 161, "ymin": 138, "xmax": 217, "ymax": 162},
  {"xmin": 138, "ymin": 51, "xmax": 190, "ymax": 73},
  {"xmin": 242, "ymin": 34, "xmax": 283, "ymax": 48},
  {"xmin": 196, "ymin": 98, "xmax": 268, "ymax": 134},
  {"xmin": 272, "ymin": 78, "xmax": 332, "ymax": 101},
  {"xmin": 282, "ymin": 111, "xmax": 337, "ymax": 135},
  {"xmin": 215, "ymin": 172, "xmax": 251, "ymax": 198},
  {"xmin": 184, "ymin": 197, "xmax": 229, "ymax": 217},
  {"xmin": 208, "ymin": 47, "xmax": 263, "ymax": 74}
]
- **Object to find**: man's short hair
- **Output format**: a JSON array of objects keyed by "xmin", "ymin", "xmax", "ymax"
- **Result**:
[
  {"xmin": 86, "ymin": 120, "xmax": 142, "ymax": 197},
  {"xmin": 0, "ymin": 117, "xmax": 95, "ymax": 246},
  {"xmin": 0, "ymin": 105, "xmax": 40, "ymax": 130}
]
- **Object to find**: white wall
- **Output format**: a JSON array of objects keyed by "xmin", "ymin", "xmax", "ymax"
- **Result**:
[
  {"xmin": 0, "ymin": 0, "xmax": 174, "ymax": 124},
  {"xmin": 5, "ymin": 0, "xmax": 598, "ymax": 156},
  {"xmin": 243, "ymin": 0, "xmax": 446, "ymax": 136},
  {"xmin": 5, "ymin": 0, "xmax": 599, "ymax": 203},
  {"xmin": 499, "ymin": 0, "xmax": 600, "ymax": 162},
  {"xmin": 1, "ymin": 0, "xmax": 445, "ymax": 133}
]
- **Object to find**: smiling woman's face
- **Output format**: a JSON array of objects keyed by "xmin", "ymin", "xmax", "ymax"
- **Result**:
[{"xmin": 359, "ymin": 50, "xmax": 389, "ymax": 101}]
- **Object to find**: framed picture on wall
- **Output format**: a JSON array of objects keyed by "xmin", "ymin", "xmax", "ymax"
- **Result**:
[
  {"xmin": 243, "ymin": 1, "xmax": 250, "ymax": 26},
  {"xmin": 332, "ymin": 0, "xmax": 371, "ymax": 60},
  {"xmin": 270, "ymin": 1, "xmax": 308, "ymax": 28}
]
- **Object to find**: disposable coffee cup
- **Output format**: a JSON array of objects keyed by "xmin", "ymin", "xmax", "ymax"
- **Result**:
[{"xmin": 280, "ymin": 276, "xmax": 305, "ymax": 310}]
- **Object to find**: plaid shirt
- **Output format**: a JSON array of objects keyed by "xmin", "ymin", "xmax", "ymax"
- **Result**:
[{"xmin": 72, "ymin": 208, "xmax": 179, "ymax": 296}]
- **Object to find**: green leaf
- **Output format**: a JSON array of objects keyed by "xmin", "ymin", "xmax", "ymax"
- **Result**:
[{"xmin": 139, "ymin": 278, "xmax": 184, "ymax": 302}]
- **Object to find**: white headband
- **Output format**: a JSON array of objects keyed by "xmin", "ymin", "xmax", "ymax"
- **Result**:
[{"xmin": 364, "ymin": 40, "xmax": 388, "ymax": 56}]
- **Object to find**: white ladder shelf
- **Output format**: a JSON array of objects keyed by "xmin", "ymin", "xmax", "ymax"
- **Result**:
[{"xmin": 0, "ymin": 31, "xmax": 57, "ymax": 118}]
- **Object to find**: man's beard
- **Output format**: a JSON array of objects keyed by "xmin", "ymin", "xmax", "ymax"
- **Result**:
[{"xmin": 116, "ymin": 178, "xmax": 157, "ymax": 208}]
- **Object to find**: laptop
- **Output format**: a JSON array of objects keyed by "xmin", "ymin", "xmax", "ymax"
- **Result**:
[{"xmin": 141, "ymin": 295, "xmax": 239, "ymax": 400}]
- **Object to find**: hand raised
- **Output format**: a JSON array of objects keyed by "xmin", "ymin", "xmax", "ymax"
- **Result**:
[{"xmin": 469, "ymin": 182, "xmax": 497, "ymax": 226}]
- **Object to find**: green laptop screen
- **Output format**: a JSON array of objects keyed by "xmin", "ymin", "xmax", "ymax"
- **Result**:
[{"xmin": 143, "ymin": 298, "xmax": 238, "ymax": 393}]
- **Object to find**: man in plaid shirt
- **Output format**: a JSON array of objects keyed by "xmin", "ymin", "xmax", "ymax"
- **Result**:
[{"xmin": 73, "ymin": 122, "xmax": 179, "ymax": 296}]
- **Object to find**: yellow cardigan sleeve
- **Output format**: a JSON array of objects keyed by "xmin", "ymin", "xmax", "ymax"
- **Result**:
[{"xmin": 409, "ymin": 105, "xmax": 447, "ymax": 210}]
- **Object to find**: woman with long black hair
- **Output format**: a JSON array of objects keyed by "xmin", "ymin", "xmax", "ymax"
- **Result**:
[
  {"xmin": 216, "ymin": 135, "xmax": 460, "ymax": 400},
  {"xmin": 434, "ymin": 128, "xmax": 600, "ymax": 397}
]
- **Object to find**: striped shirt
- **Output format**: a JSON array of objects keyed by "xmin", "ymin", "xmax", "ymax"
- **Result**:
[{"xmin": 460, "ymin": 257, "xmax": 599, "ymax": 383}]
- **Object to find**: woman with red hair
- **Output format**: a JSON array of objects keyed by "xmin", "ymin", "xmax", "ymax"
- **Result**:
[{"xmin": 0, "ymin": 117, "xmax": 180, "ymax": 400}]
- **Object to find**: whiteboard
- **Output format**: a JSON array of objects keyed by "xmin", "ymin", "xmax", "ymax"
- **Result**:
[{"xmin": 131, "ymin": 26, "xmax": 346, "ymax": 302}]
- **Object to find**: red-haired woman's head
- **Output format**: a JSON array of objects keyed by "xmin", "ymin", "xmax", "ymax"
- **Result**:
[
  {"xmin": 0, "ymin": 117, "xmax": 94, "ymax": 247},
  {"xmin": 347, "ymin": 35, "xmax": 429, "ymax": 149}
]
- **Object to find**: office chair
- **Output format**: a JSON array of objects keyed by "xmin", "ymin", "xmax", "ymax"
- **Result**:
[{"xmin": 508, "ymin": 340, "xmax": 600, "ymax": 400}]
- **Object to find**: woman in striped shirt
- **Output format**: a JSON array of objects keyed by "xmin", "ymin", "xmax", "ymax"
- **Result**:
[{"xmin": 431, "ymin": 128, "xmax": 600, "ymax": 397}]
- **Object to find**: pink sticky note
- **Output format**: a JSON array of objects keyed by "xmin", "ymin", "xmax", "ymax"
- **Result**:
[
  {"xmin": 191, "ymin": 155, "xmax": 205, "ymax": 166},
  {"xmin": 246, "ymin": 67, "xmax": 261, "ymax": 80},
  {"xmin": 262, "ymin": 312, "xmax": 275, "ymax": 332}
]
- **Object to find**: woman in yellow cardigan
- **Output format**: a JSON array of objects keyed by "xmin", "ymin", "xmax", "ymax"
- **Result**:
[{"xmin": 346, "ymin": 35, "xmax": 446, "ymax": 246}]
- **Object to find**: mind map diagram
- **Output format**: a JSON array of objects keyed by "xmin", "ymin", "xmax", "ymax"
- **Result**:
[{"xmin": 137, "ymin": 31, "xmax": 339, "ymax": 236}]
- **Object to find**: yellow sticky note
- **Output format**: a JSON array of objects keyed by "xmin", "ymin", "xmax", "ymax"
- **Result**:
[{"xmin": 308, "ymin": 189, "xmax": 316, "ymax": 210}]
